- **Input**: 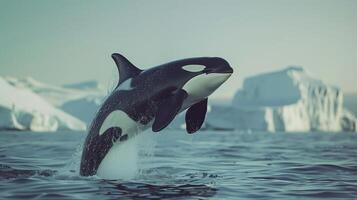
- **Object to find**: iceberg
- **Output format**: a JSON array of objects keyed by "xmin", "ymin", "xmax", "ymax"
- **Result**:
[
  {"xmin": 214, "ymin": 66, "xmax": 356, "ymax": 132},
  {"xmin": 0, "ymin": 77, "xmax": 86, "ymax": 131},
  {"xmin": 4, "ymin": 77, "xmax": 107, "ymax": 126},
  {"xmin": 5, "ymin": 77, "xmax": 105, "ymax": 107},
  {"xmin": 340, "ymin": 109, "xmax": 357, "ymax": 132}
]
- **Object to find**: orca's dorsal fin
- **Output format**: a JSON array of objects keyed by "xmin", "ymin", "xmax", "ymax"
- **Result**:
[{"xmin": 111, "ymin": 53, "xmax": 142, "ymax": 87}]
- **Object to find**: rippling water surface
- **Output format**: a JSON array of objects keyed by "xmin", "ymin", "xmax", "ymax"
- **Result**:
[{"xmin": 0, "ymin": 130, "xmax": 357, "ymax": 199}]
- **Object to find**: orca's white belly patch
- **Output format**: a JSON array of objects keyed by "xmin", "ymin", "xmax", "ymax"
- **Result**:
[
  {"xmin": 97, "ymin": 136, "xmax": 139, "ymax": 179},
  {"xmin": 99, "ymin": 110, "xmax": 141, "ymax": 138},
  {"xmin": 97, "ymin": 110, "xmax": 152, "ymax": 179},
  {"xmin": 182, "ymin": 73, "xmax": 231, "ymax": 104}
]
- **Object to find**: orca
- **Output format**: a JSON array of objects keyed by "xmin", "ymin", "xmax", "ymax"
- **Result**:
[{"xmin": 80, "ymin": 53, "xmax": 233, "ymax": 177}]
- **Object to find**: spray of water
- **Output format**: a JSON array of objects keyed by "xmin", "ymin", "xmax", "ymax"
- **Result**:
[
  {"xmin": 96, "ymin": 136, "xmax": 138, "ymax": 179},
  {"xmin": 61, "ymin": 130, "xmax": 156, "ymax": 180},
  {"xmin": 96, "ymin": 131, "xmax": 156, "ymax": 180}
]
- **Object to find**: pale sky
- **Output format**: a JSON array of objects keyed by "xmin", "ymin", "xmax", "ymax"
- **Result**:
[{"xmin": 1, "ymin": 0, "xmax": 356, "ymax": 99}]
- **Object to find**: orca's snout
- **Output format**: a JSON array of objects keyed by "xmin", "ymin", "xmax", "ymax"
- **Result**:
[
  {"xmin": 218, "ymin": 65, "xmax": 234, "ymax": 74},
  {"xmin": 204, "ymin": 57, "xmax": 234, "ymax": 74},
  {"xmin": 204, "ymin": 64, "xmax": 233, "ymax": 74}
]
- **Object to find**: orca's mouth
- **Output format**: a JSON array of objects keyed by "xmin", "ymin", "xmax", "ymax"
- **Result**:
[
  {"xmin": 204, "ymin": 65, "xmax": 233, "ymax": 74},
  {"xmin": 218, "ymin": 67, "xmax": 234, "ymax": 74}
]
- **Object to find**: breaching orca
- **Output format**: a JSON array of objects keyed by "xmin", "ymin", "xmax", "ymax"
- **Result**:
[{"xmin": 80, "ymin": 53, "xmax": 233, "ymax": 177}]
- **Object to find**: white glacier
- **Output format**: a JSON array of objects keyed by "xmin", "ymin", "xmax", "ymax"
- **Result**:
[
  {"xmin": 205, "ymin": 66, "xmax": 356, "ymax": 132},
  {"xmin": 5, "ymin": 77, "xmax": 105, "ymax": 107},
  {"xmin": 4, "ymin": 77, "xmax": 106, "ymax": 127},
  {"xmin": 0, "ymin": 77, "xmax": 86, "ymax": 131},
  {"xmin": 340, "ymin": 109, "xmax": 357, "ymax": 132}
]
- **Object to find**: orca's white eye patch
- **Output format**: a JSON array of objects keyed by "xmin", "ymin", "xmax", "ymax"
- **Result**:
[{"xmin": 182, "ymin": 65, "xmax": 206, "ymax": 72}]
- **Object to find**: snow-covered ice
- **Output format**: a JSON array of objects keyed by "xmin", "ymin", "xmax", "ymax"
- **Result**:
[
  {"xmin": 5, "ymin": 77, "xmax": 105, "ymax": 107},
  {"xmin": 212, "ymin": 66, "xmax": 356, "ymax": 132},
  {"xmin": 4, "ymin": 77, "xmax": 107, "ymax": 127},
  {"xmin": 0, "ymin": 77, "xmax": 86, "ymax": 131}
]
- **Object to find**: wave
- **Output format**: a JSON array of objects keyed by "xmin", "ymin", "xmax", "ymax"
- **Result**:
[{"xmin": 0, "ymin": 164, "xmax": 56, "ymax": 179}]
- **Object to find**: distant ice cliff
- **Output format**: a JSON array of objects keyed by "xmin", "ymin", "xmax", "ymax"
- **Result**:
[
  {"xmin": 5, "ymin": 77, "xmax": 106, "ymax": 126},
  {"xmin": 206, "ymin": 66, "xmax": 356, "ymax": 132},
  {"xmin": 0, "ymin": 77, "xmax": 86, "ymax": 131}
]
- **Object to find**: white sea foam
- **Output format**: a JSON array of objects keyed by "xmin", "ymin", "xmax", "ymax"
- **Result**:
[{"xmin": 96, "ymin": 131, "xmax": 156, "ymax": 180}]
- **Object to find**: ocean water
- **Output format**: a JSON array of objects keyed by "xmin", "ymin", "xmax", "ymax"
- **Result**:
[{"xmin": 0, "ymin": 130, "xmax": 357, "ymax": 200}]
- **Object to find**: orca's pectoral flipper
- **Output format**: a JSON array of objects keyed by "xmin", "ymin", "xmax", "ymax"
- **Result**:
[
  {"xmin": 185, "ymin": 98, "xmax": 208, "ymax": 134},
  {"xmin": 111, "ymin": 53, "xmax": 142, "ymax": 87},
  {"xmin": 152, "ymin": 89, "xmax": 188, "ymax": 132}
]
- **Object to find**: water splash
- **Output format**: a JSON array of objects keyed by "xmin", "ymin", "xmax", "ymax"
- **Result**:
[
  {"xmin": 60, "ymin": 143, "xmax": 83, "ymax": 177},
  {"xmin": 96, "ymin": 131, "xmax": 156, "ymax": 180}
]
